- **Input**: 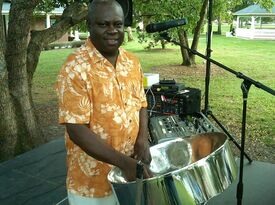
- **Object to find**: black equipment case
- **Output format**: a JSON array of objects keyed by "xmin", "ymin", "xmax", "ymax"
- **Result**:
[{"xmin": 146, "ymin": 87, "xmax": 201, "ymax": 116}]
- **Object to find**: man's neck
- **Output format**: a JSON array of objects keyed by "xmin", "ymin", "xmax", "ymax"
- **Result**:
[{"xmin": 102, "ymin": 52, "xmax": 119, "ymax": 68}]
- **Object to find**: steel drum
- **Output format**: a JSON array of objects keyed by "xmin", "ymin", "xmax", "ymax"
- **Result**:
[{"xmin": 108, "ymin": 132, "xmax": 238, "ymax": 205}]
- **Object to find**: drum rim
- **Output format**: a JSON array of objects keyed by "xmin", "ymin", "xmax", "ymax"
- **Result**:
[{"xmin": 108, "ymin": 132, "xmax": 229, "ymax": 184}]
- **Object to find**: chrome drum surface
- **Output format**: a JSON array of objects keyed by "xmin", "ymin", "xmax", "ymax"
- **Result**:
[{"xmin": 108, "ymin": 132, "xmax": 238, "ymax": 205}]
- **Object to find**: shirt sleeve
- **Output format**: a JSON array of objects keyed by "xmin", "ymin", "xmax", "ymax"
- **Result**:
[
  {"xmin": 138, "ymin": 63, "xmax": 148, "ymax": 108},
  {"xmin": 56, "ymin": 61, "xmax": 91, "ymax": 124}
]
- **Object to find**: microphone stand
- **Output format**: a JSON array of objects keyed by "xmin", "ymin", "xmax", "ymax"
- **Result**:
[
  {"xmin": 159, "ymin": 22, "xmax": 275, "ymax": 205},
  {"xmin": 204, "ymin": 0, "xmax": 213, "ymax": 115}
]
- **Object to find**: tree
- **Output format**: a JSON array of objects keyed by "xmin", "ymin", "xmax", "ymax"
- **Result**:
[
  {"xmin": 212, "ymin": 0, "xmax": 241, "ymax": 35},
  {"xmin": 134, "ymin": 0, "xmax": 209, "ymax": 66},
  {"xmin": 0, "ymin": 0, "xmax": 88, "ymax": 161}
]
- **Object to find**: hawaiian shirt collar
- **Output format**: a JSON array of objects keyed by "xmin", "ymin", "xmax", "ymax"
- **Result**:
[{"xmin": 85, "ymin": 38, "xmax": 126, "ymax": 65}]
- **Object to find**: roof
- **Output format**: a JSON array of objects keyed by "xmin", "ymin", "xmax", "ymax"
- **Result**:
[
  {"xmin": 1, "ymin": 2, "xmax": 64, "ymax": 15},
  {"xmin": 233, "ymin": 2, "xmax": 275, "ymax": 16}
]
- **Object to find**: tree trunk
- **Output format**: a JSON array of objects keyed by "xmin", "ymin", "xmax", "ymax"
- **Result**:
[
  {"xmin": 0, "ymin": 2, "xmax": 19, "ymax": 159},
  {"xmin": 160, "ymin": 39, "xmax": 166, "ymax": 49},
  {"xmin": 0, "ymin": 0, "xmax": 88, "ymax": 161},
  {"xmin": 0, "ymin": 71, "xmax": 19, "ymax": 160},
  {"xmin": 217, "ymin": 15, "xmax": 222, "ymax": 35},
  {"xmin": 178, "ymin": 29, "xmax": 191, "ymax": 66},
  {"xmin": 190, "ymin": 0, "xmax": 208, "ymax": 64},
  {"xmin": 126, "ymin": 27, "xmax": 134, "ymax": 42},
  {"xmin": 4, "ymin": 0, "xmax": 45, "ymax": 156}
]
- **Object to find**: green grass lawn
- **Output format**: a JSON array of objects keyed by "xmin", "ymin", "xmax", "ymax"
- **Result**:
[{"xmin": 34, "ymin": 33, "xmax": 275, "ymax": 146}]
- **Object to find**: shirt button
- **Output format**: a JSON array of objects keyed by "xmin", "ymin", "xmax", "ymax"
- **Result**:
[{"xmin": 129, "ymin": 119, "xmax": 132, "ymax": 123}]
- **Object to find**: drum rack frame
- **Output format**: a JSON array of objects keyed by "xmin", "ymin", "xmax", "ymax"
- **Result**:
[{"xmin": 158, "ymin": 0, "xmax": 275, "ymax": 204}]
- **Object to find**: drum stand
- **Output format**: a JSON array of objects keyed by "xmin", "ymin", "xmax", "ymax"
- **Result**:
[{"xmin": 158, "ymin": 1, "xmax": 275, "ymax": 204}]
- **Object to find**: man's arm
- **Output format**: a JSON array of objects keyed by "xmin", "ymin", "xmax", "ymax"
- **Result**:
[
  {"xmin": 139, "ymin": 107, "xmax": 149, "ymax": 137},
  {"xmin": 65, "ymin": 123, "xmax": 139, "ymax": 181},
  {"xmin": 133, "ymin": 107, "xmax": 152, "ymax": 164}
]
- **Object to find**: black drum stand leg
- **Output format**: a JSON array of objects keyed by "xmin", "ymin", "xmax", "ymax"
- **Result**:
[{"xmin": 237, "ymin": 80, "xmax": 252, "ymax": 205}]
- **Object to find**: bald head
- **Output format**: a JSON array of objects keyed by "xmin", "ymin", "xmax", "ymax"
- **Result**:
[{"xmin": 87, "ymin": 0, "xmax": 124, "ymax": 26}]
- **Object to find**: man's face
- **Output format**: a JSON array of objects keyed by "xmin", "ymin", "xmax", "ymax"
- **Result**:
[{"xmin": 88, "ymin": 3, "xmax": 125, "ymax": 57}]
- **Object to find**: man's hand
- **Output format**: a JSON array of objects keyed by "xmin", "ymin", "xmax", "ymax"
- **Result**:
[
  {"xmin": 132, "ymin": 133, "xmax": 152, "ymax": 165},
  {"xmin": 121, "ymin": 158, "xmax": 153, "ymax": 182}
]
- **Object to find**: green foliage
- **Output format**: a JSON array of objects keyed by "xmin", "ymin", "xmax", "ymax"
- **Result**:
[
  {"xmin": 134, "ymin": 0, "xmax": 205, "ymax": 49},
  {"xmin": 35, "ymin": 0, "xmax": 57, "ymax": 13},
  {"xmin": 213, "ymin": 0, "xmax": 242, "ymax": 23},
  {"xmin": 255, "ymin": 0, "xmax": 274, "ymax": 10},
  {"xmin": 136, "ymin": 29, "xmax": 166, "ymax": 49},
  {"xmin": 71, "ymin": 21, "xmax": 88, "ymax": 32},
  {"xmin": 134, "ymin": 0, "xmax": 203, "ymax": 33},
  {"xmin": 35, "ymin": 0, "xmax": 89, "ymax": 13}
]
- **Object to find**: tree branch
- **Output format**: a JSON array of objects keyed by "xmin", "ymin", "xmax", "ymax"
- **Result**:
[{"xmin": 27, "ymin": 1, "xmax": 88, "ymax": 82}]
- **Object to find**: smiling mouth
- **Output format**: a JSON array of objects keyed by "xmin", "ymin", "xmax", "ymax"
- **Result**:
[{"xmin": 106, "ymin": 39, "xmax": 119, "ymax": 45}]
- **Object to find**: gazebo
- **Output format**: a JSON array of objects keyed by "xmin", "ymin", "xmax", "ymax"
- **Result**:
[{"xmin": 233, "ymin": 2, "xmax": 275, "ymax": 40}]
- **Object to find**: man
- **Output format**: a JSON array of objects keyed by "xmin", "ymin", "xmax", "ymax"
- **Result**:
[{"xmin": 56, "ymin": 0, "xmax": 151, "ymax": 204}]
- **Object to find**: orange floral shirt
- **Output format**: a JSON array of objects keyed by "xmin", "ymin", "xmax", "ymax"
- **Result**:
[{"xmin": 56, "ymin": 39, "xmax": 147, "ymax": 198}]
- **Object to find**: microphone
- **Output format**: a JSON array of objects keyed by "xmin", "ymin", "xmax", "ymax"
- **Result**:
[{"xmin": 145, "ymin": 18, "xmax": 187, "ymax": 33}]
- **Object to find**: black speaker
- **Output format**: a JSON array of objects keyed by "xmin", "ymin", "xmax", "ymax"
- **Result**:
[
  {"xmin": 89, "ymin": 0, "xmax": 133, "ymax": 27},
  {"xmin": 116, "ymin": 0, "xmax": 133, "ymax": 27}
]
